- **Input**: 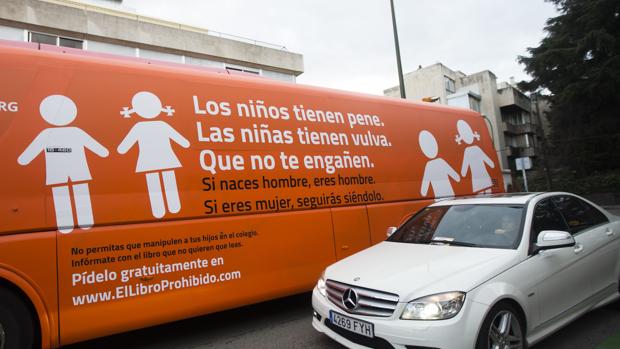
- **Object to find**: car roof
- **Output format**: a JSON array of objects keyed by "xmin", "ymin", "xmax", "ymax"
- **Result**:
[{"xmin": 429, "ymin": 193, "xmax": 543, "ymax": 206}]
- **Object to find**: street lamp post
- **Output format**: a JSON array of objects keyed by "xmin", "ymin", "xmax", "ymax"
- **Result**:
[{"xmin": 390, "ymin": 0, "xmax": 406, "ymax": 99}]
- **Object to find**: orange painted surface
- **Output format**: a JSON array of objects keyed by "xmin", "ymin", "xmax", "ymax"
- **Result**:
[
  {"xmin": 332, "ymin": 206, "xmax": 372, "ymax": 260},
  {"xmin": 57, "ymin": 210, "xmax": 335, "ymax": 344},
  {"xmin": 0, "ymin": 43, "xmax": 504, "ymax": 347}
]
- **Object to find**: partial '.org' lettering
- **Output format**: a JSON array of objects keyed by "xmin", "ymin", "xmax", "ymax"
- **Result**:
[{"xmin": 0, "ymin": 101, "xmax": 18, "ymax": 112}]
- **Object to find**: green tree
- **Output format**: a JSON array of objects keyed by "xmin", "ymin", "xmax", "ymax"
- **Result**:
[{"xmin": 518, "ymin": 0, "xmax": 620, "ymax": 176}]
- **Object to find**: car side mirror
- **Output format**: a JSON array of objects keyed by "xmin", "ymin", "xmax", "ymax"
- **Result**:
[
  {"xmin": 534, "ymin": 230, "xmax": 575, "ymax": 253},
  {"xmin": 386, "ymin": 226, "xmax": 398, "ymax": 238}
]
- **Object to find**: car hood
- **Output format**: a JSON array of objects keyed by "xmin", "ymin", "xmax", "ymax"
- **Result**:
[{"xmin": 325, "ymin": 241, "xmax": 521, "ymax": 302}]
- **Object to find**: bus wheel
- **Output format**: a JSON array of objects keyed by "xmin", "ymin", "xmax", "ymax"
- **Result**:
[{"xmin": 0, "ymin": 287, "xmax": 36, "ymax": 349}]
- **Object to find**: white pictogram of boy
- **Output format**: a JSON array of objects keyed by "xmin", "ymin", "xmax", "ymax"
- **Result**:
[
  {"xmin": 117, "ymin": 91, "xmax": 190, "ymax": 219},
  {"xmin": 17, "ymin": 95, "xmax": 109, "ymax": 233},
  {"xmin": 419, "ymin": 130, "xmax": 460, "ymax": 200},
  {"xmin": 455, "ymin": 120, "xmax": 495, "ymax": 194}
]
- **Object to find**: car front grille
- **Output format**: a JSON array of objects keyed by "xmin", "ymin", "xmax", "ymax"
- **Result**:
[{"xmin": 325, "ymin": 279, "xmax": 399, "ymax": 317}]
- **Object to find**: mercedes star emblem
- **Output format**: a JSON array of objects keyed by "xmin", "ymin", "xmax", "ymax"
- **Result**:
[{"xmin": 342, "ymin": 288, "xmax": 359, "ymax": 310}]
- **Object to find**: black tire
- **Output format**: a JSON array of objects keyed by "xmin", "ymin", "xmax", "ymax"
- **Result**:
[
  {"xmin": 0, "ymin": 287, "xmax": 37, "ymax": 349},
  {"xmin": 476, "ymin": 302, "xmax": 526, "ymax": 349}
]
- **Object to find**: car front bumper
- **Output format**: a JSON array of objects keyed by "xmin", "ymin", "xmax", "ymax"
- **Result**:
[{"xmin": 311, "ymin": 287, "xmax": 488, "ymax": 349}]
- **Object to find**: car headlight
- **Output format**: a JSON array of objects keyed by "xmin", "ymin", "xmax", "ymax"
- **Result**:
[
  {"xmin": 317, "ymin": 272, "xmax": 327, "ymax": 297},
  {"xmin": 400, "ymin": 291, "xmax": 465, "ymax": 320}
]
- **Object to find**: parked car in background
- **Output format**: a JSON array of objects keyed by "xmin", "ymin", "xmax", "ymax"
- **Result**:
[{"xmin": 312, "ymin": 192, "xmax": 620, "ymax": 349}]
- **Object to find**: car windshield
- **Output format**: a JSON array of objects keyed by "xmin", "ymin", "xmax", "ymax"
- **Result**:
[{"xmin": 388, "ymin": 204, "xmax": 524, "ymax": 249}]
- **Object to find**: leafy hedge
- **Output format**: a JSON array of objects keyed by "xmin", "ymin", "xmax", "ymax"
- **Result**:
[{"xmin": 514, "ymin": 169, "xmax": 620, "ymax": 196}]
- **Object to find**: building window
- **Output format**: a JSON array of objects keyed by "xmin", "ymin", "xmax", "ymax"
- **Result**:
[
  {"xmin": 503, "ymin": 111, "xmax": 528, "ymax": 125},
  {"xmin": 505, "ymin": 135, "xmax": 516, "ymax": 147},
  {"xmin": 59, "ymin": 37, "xmax": 83, "ymax": 49},
  {"xmin": 469, "ymin": 96, "xmax": 481, "ymax": 112},
  {"xmin": 226, "ymin": 65, "xmax": 260, "ymax": 75},
  {"xmin": 29, "ymin": 32, "xmax": 83, "ymax": 49},
  {"xmin": 444, "ymin": 76, "xmax": 456, "ymax": 93},
  {"xmin": 30, "ymin": 32, "xmax": 56, "ymax": 45}
]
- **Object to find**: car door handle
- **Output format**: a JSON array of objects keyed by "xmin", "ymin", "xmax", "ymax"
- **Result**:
[
  {"xmin": 574, "ymin": 244, "xmax": 584, "ymax": 254},
  {"xmin": 606, "ymin": 228, "xmax": 615, "ymax": 237}
]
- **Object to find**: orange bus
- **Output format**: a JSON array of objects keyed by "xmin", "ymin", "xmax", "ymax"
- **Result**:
[{"xmin": 0, "ymin": 40, "xmax": 504, "ymax": 348}]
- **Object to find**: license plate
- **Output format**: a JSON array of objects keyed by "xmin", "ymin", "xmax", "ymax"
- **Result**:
[{"xmin": 329, "ymin": 311, "xmax": 374, "ymax": 338}]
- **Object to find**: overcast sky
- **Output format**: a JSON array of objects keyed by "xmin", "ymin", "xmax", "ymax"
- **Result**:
[{"xmin": 121, "ymin": 0, "xmax": 559, "ymax": 96}]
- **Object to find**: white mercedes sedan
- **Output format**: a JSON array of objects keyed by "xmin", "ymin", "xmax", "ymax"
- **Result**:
[{"xmin": 312, "ymin": 192, "xmax": 620, "ymax": 349}]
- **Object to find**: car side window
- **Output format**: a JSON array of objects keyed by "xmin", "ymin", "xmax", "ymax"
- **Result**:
[
  {"xmin": 531, "ymin": 199, "xmax": 568, "ymax": 245},
  {"xmin": 551, "ymin": 196, "xmax": 605, "ymax": 234},
  {"xmin": 579, "ymin": 199, "xmax": 609, "ymax": 227}
]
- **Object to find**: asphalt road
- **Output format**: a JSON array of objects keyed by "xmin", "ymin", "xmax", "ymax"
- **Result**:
[{"xmin": 66, "ymin": 291, "xmax": 620, "ymax": 349}]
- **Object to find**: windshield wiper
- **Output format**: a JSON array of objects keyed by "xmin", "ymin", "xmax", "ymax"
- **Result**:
[{"xmin": 430, "ymin": 238, "xmax": 479, "ymax": 247}]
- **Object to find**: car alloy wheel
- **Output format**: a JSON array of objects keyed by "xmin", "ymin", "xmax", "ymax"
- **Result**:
[{"xmin": 487, "ymin": 310, "xmax": 523, "ymax": 349}]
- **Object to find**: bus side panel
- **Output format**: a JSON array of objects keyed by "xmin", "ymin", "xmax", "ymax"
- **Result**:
[
  {"xmin": 56, "ymin": 209, "xmax": 334, "ymax": 345},
  {"xmin": 0, "ymin": 45, "xmax": 504, "ymax": 236},
  {"xmin": 367, "ymin": 201, "xmax": 433, "ymax": 244},
  {"xmin": 0, "ymin": 45, "xmax": 506, "ymax": 346},
  {"xmin": 0, "ymin": 232, "xmax": 58, "ymax": 349},
  {"xmin": 331, "ymin": 206, "xmax": 371, "ymax": 260},
  {"xmin": 0, "ymin": 54, "xmax": 48, "ymax": 234}
]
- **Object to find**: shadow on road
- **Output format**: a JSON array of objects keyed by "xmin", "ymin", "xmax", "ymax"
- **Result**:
[
  {"xmin": 65, "ymin": 292, "xmax": 342, "ymax": 349},
  {"xmin": 65, "ymin": 293, "xmax": 619, "ymax": 348}
]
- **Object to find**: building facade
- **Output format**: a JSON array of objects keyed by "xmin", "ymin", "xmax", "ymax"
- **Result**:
[
  {"xmin": 496, "ymin": 82, "xmax": 547, "ymax": 172},
  {"xmin": 385, "ymin": 63, "xmax": 547, "ymax": 189},
  {"xmin": 0, "ymin": 0, "xmax": 304, "ymax": 82}
]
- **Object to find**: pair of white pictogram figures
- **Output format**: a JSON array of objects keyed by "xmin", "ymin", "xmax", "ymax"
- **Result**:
[
  {"xmin": 419, "ymin": 120, "xmax": 495, "ymax": 200},
  {"xmin": 17, "ymin": 92, "xmax": 189, "ymax": 234}
]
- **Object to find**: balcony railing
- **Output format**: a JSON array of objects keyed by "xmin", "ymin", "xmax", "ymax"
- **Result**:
[
  {"xmin": 498, "ymin": 88, "xmax": 532, "ymax": 112},
  {"xmin": 504, "ymin": 122, "xmax": 536, "ymax": 134},
  {"xmin": 508, "ymin": 146, "xmax": 538, "ymax": 158}
]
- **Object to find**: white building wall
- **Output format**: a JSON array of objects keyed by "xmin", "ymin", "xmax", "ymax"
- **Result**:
[
  {"xmin": 88, "ymin": 40, "xmax": 135, "ymax": 57},
  {"xmin": 0, "ymin": 0, "xmax": 303, "ymax": 82},
  {"xmin": 262, "ymin": 69, "xmax": 296, "ymax": 83},
  {"xmin": 185, "ymin": 56, "xmax": 224, "ymax": 68},
  {"xmin": 0, "ymin": 25, "xmax": 24, "ymax": 41},
  {"xmin": 446, "ymin": 94, "xmax": 469, "ymax": 109},
  {"xmin": 139, "ymin": 48, "xmax": 183, "ymax": 63}
]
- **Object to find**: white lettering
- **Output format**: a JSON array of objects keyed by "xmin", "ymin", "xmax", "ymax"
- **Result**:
[
  {"xmin": 0, "ymin": 101, "xmax": 19, "ymax": 112},
  {"xmin": 199, "ymin": 149, "xmax": 245, "ymax": 174}
]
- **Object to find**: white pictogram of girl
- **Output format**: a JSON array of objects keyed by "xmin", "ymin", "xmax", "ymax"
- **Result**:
[
  {"xmin": 455, "ymin": 120, "xmax": 495, "ymax": 194},
  {"xmin": 419, "ymin": 130, "xmax": 460, "ymax": 200},
  {"xmin": 117, "ymin": 91, "xmax": 190, "ymax": 218},
  {"xmin": 18, "ymin": 95, "xmax": 109, "ymax": 233}
]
